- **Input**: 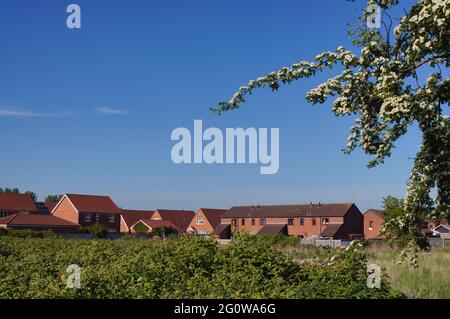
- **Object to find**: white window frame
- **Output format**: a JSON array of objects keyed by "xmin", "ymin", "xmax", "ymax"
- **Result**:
[
  {"xmin": 95, "ymin": 213, "xmax": 100, "ymax": 222},
  {"xmin": 108, "ymin": 214, "xmax": 115, "ymax": 223},
  {"xmin": 196, "ymin": 217, "xmax": 204, "ymax": 225},
  {"xmin": 84, "ymin": 213, "xmax": 91, "ymax": 223}
]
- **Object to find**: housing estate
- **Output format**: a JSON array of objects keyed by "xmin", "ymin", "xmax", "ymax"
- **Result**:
[
  {"xmin": 187, "ymin": 208, "xmax": 227, "ymax": 235},
  {"xmin": 217, "ymin": 202, "xmax": 364, "ymax": 240},
  {"xmin": 51, "ymin": 194, "xmax": 122, "ymax": 233}
]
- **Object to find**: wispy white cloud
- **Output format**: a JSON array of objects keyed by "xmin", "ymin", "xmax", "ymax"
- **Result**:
[
  {"xmin": 0, "ymin": 108, "xmax": 71, "ymax": 118},
  {"xmin": 95, "ymin": 107, "xmax": 130, "ymax": 115}
]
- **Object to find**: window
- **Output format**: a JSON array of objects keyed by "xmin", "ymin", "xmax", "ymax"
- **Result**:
[
  {"xmin": 196, "ymin": 217, "xmax": 204, "ymax": 225},
  {"xmin": 300, "ymin": 218, "xmax": 304, "ymax": 226},
  {"xmin": 251, "ymin": 218, "xmax": 255, "ymax": 226},
  {"xmin": 288, "ymin": 218, "xmax": 294, "ymax": 225},
  {"xmin": 231, "ymin": 219, "xmax": 237, "ymax": 225},
  {"xmin": 369, "ymin": 221, "xmax": 373, "ymax": 230},
  {"xmin": 200, "ymin": 230, "xmax": 208, "ymax": 235},
  {"xmin": 241, "ymin": 219, "xmax": 245, "ymax": 226},
  {"xmin": 0, "ymin": 211, "xmax": 8, "ymax": 218},
  {"xmin": 84, "ymin": 213, "xmax": 91, "ymax": 223},
  {"xmin": 322, "ymin": 218, "xmax": 329, "ymax": 225},
  {"xmin": 95, "ymin": 213, "xmax": 100, "ymax": 222},
  {"xmin": 260, "ymin": 219, "xmax": 266, "ymax": 225},
  {"xmin": 108, "ymin": 214, "xmax": 115, "ymax": 223},
  {"xmin": 312, "ymin": 218, "xmax": 317, "ymax": 226}
]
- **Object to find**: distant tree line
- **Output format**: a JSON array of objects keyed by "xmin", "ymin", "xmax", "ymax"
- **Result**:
[{"xmin": 0, "ymin": 187, "xmax": 62, "ymax": 203}]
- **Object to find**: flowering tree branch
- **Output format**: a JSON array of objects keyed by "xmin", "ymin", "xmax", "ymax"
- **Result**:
[{"xmin": 213, "ymin": 0, "xmax": 449, "ymax": 245}]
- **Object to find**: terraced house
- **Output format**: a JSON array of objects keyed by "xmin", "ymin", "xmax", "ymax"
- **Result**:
[
  {"xmin": 0, "ymin": 193, "xmax": 37, "ymax": 217},
  {"xmin": 219, "ymin": 202, "xmax": 364, "ymax": 240}
]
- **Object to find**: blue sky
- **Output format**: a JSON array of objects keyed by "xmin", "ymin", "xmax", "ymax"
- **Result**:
[{"xmin": 0, "ymin": 0, "xmax": 424, "ymax": 211}]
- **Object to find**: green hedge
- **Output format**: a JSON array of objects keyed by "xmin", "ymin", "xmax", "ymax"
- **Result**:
[{"xmin": 0, "ymin": 234, "xmax": 403, "ymax": 298}]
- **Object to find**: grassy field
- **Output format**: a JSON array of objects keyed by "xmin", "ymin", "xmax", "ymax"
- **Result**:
[
  {"xmin": 366, "ymin": 245, "xmax": 450, "ymax": 299},
  {"xmin": 276, "ymin": 240, "xmax": 450, "ymax": 299}
]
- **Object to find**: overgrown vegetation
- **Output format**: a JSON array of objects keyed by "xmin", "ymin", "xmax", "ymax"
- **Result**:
[
  {"xmin": 366, "ymin": 243, "xmax": 450, "ymax": 298},
  {"xmin": 79, "ymin": 223, "xmax": 108, "ymax": 239},
  {"xmin": 0, "ymin": 234, "xmax": 402, "ymax": 299}
]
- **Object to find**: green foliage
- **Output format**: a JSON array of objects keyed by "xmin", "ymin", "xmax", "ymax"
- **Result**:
[
  {"xmin": 382, "ymin": 196, "xmax": 405, "ymax": 220},
  {"xmin": 0, "ymin": 235, "xmax": 403, "ymax": 298},
  {"xmin": 381, "ymin": 195, "xmax": 430, "ymax": 251},
  {"xmin": 24, "ymin": 191, "xmax": 37, "ymax": 202},
  {"xmin": 79, "ymin": 223, "xmax": 108, "ymax": 239},
  {"xmin": 151, "ymin": 226, "xmax": 178, "ymax": 238},
  {"xmin": 132, "ymin": 221, "xmax": 150, "ymax": 233},
  {"xmin": 244, "ymin": 234, "xmax": 300, "ymax": 248},
  {"xmin": 0, "ymin": 228, "xmax": 59, "ymax": 239},
  {"xmin": 45, "ymin": 195, "xmax": 63, "ymax": 203}
]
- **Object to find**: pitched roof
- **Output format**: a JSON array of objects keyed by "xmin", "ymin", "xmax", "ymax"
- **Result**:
[
  {"xmin": 433, "ymin": 224, "xmax": 450, "ymax": 233},
  {"xmin": 0, "ymin": 213, "xmax": 79, "ymax": 227},
  {"xmin": 0, "ymin": 193, "xmax": 37, "ymax": 212},
  {"xmin": 223, "ymin": 203, "xmax": 355, "ymax": 218},
  {"xmin": 64, "ymin": 194, "xmax": 121, "ymax": 214},
  {"xmin": 199, "ymin": 208, "xmax": 227, "ymax": 229},
  {"xmin": 365, "ymin": 209, "xmax": 386, "ymax": 220},
  {"xmin": 214, "ymin": 223, "xmax": 231, "ymax": 235},
  {"xmin": 138, "ymin": 219, "xmax": 179, "ymax": 231},
  {"xmin": 320, "ymin": 223, "xmax": 343, "ymax": 237},
  {"xmin": 257, "ymin": 224, "xmax": 288, "ymax": 235},
  {"xmin": 154, "ymin": 209, "xmax": 195, "ymax": 231},
  {"xmin": 34, "ymin": 202, "xmax": 57, "ymax": 214},
  {"xmin": 121, "ymin": 209, "xmax": 155, "ymax": 230}
]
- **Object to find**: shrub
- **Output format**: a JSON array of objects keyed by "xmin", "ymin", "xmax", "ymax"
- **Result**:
[
  {"xmin": 151, "ymin": 226, "xmax": 178, "ymax": 238},
  {"xmin": 0, "ymin": 235, "xmax": 403, "ymax": 299},
  {"xmin": 0, "ymin": 228, "xmax": 59, "ymax": 239},
  {"xmin": 80, "ymin": 223, "xmax": 108, "ymax": 239}
]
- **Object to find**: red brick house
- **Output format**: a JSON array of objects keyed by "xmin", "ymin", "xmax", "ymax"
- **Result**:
[
  {"xmin": 151, "ymin": 209, "xmax": 195, "ymax": 232},
  {"xmin": 0, "ymin": 193, "xmax": 37, "ymax": 217},
  {"xmin": 187, "ymin": 208, "xmax": 227, "ymax": 235},
  {"xmin": 129, "ymin": 219, "xmax": 179, "ymax": 234},
  {"xmin": 364, "ymin": 209, "xmax": 386, "ymax": 239},
  {"xmin": 219, "ymin": 202, "xmax": 363, "ymax": 240},
  {"xmin": 51, "ymin": 194, "xmax": 122, "ymax": 233},
  {"xmin": 120, "ymin": 209, "xmax": 155, "ymax": 233},
  {"xmin": 0, "ymin": 213, "xmax": 79, "ymax": 233}
]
